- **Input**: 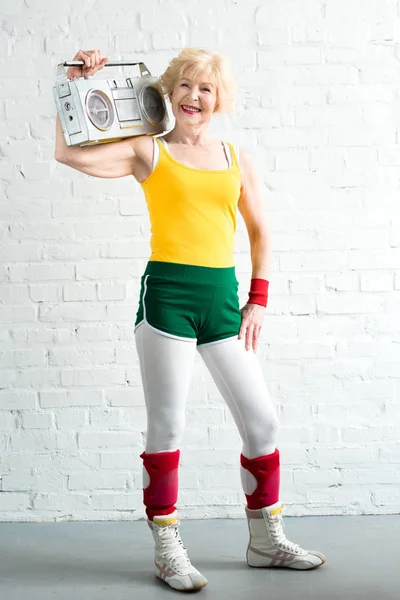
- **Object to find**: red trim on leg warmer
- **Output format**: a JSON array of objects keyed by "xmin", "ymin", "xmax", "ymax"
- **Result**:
[
  {"xmin": 240, "ymin": 449, "xmax": 280, "ymax": 509},
  {"xmin": 140, "ymin": 450, "xmax": 180, "ymax": 521}
]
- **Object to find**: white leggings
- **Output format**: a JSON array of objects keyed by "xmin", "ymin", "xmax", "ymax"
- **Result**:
[{"xmin": 134, "ymin": 322, "xmax": 279, "ymax": 459}]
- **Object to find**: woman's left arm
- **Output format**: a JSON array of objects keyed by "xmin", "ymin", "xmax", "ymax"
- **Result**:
[{"xmin": 237, "ymin": 147, "xmax": 272, "ymax": 353}]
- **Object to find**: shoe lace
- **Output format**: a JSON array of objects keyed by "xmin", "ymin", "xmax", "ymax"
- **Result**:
[
  {"xmin": 156, "ymin": 522, "xmax": 193, "ymax": 573},
  {"xmin": 267, "ymin": 510, "xmax": 303, "ymax": 554}
]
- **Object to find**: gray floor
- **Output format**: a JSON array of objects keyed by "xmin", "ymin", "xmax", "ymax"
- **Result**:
[{"xmin": 0, "ymin": 515, "xmax": 399, "ymax": 600}]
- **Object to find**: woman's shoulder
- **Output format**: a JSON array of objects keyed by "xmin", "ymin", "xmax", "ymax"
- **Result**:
[
  {"xmin": 132, "ymin": 134, "xmax": 157, "ymax": 163},
  {"xmin": 223, "ymin": 141, "xmax": 245, "ymax": 168}
]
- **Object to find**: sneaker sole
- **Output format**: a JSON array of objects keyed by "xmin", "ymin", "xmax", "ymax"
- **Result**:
[
  {"xmin": 156, "ymin": 573, "xmax": 208, "ymax": 592},
  {"xmin": 247, "ymin": 545, "xmax": 326, "ymax": 570},
  {"xmin": 247, "ymin": 556, "xmax": 326, "ymax": 570}
]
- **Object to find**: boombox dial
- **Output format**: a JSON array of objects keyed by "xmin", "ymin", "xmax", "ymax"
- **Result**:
[
  {"xmin": 86, "ymin": 90, "xmax": 114, "ymax": 130},
  {"xmin": 140, "ymin": 86, "xmax": 165, "ymax": 126},
  {"xmin": 54, "ymin": 60, "xmax": 169, "ymax": 147}
]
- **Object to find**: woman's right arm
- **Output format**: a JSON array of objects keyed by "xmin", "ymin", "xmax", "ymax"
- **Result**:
[
  {"xmin": 55, "ymin": 113, "xmax": 142, "ymax": 179},
  {"xmin": 54, "ymin": 48, "xmax": 146, "ymax": 179}
]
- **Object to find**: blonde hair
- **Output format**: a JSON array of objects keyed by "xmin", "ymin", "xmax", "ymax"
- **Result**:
[{"xmin": 158, "ymin": 47, "xmax": 237, "ymax": 114}]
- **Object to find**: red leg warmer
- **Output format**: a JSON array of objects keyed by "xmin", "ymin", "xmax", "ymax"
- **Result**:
[
  {"xmin": 140, "ymin": 450, "xmax": 180, "ymax": 521},
  {"xmin": 240, "ymin": 448, "xmax": 280, "ymax": 509}
]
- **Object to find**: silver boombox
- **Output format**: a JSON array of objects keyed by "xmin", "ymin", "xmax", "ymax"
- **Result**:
[{"xmin": 53, "ymin": 60, "xmax": 169, "ymax": 147}]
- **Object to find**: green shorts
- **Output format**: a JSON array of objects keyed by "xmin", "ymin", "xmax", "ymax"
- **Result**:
[{"xmin": 134, "ymin": 261, "xmax": 242, "ymax": 346}]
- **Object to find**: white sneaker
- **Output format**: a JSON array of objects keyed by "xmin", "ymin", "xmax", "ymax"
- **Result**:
[
  {"xmin": 148, "ymin": 511, "xmax": 208, "ymax": 591},
  {"xmin": 246, "ymin": 501, "xmax": 326, "ymax": 570}
]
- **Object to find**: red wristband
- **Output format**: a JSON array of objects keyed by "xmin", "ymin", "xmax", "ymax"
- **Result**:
[{"xmin": 248, "ymin": 278, "xmax": 269, "ymax": 308}]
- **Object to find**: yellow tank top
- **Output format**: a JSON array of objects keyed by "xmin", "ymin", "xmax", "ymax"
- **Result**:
[{"xmin": 140, "ymin": 138, "xmax": 241, "ymax": 268}]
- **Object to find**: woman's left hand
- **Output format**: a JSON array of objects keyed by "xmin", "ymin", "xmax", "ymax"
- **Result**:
[{"xmin": 238, "ymin": 303, "xmax": 265, "ymax": 352}]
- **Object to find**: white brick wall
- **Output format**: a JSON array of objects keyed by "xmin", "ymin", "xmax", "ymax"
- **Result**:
[{"xmin": 1, "ymin": 0, "xmax": 400, "ymax": 522}]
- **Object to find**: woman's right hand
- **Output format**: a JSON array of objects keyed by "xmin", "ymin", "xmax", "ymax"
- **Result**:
[{"xmin": 66, "ymin": 49, "xmax": 108, "ymax": 80}]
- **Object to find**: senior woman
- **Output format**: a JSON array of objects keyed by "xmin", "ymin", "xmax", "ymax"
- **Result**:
[{"xmin": 55, "ymin": 47, "xmax": 326, "ymax": 592}]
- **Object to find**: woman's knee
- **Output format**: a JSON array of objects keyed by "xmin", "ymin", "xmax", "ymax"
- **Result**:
[
  {"xmin": 145, "ymin": 412, "xmax": 185, "ymax": 453},
  {"xmin": 245, "ymin": 412, "xmax": 280, "ymax": 458}
]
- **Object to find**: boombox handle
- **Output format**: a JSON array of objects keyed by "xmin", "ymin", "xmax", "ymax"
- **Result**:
[{"xmin": 56, "ymin": 61, "xmax": 151, "ymax": 83}]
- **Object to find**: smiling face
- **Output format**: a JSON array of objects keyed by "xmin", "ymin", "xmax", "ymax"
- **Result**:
[{"xmin": 169, "ymin": 71, "xmax": 219, "ymax": 127}]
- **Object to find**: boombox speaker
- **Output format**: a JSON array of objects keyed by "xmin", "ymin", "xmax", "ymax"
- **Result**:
[{"xmin": 54, "ymin": 60, "xmax": 169, "ymax": 147}]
